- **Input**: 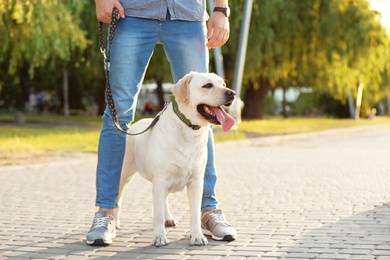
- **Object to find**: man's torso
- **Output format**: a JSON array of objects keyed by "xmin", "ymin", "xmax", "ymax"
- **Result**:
[{"xmin": 119, "ymin": 0, "xmax": 208, "ymax": 21}]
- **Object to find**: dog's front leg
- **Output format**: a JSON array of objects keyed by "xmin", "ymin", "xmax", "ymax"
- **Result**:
[
  {"xmin": 187, "ymin": 179, "xmax": 208, "ymax": 246},
  {"xmin": 164, "ymin": 196, "xmax": 176, "ymax": 227},
  {"xmin": 152, "ymin": 181, "xmax": 169, "ymax": 247}
]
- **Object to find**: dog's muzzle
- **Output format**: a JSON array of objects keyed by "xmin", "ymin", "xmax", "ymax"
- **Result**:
[{"xmin": 197, "ymin": 89, "xmax": 236, "ymax": 132}]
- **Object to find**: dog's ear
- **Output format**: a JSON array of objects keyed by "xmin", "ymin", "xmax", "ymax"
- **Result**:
[{"xmin": 171, "ymin": 73, "xmax": 193, "ymax": 103}]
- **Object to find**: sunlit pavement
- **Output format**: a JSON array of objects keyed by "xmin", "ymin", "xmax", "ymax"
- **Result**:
[{"xmin": 1, "ymin": 124, "xmax": 390, "ymax": 259}]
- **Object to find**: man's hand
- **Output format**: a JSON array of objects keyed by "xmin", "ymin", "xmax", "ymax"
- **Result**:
[
  {"xmin": 206, "ymin": 11, "xmax": 230, "ymax": 49},
  {"xmin": 95, "ymin": 0, "xmax": 125, "ymax": 23}
]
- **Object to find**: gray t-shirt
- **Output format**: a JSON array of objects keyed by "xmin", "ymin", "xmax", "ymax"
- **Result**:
[{"xmin": 119, "ymin": 0, "xmax": 208, "ymax": 21}]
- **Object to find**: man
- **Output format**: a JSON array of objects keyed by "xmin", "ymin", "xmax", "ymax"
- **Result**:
[{"xmin": 87, "ymin": 0, "xmax": 236, "ymax": 245}]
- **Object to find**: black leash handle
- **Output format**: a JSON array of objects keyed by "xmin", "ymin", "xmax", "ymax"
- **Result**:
[{"xmin": 98, "ymin": 9, "xmax": 164, "ymax": 135}]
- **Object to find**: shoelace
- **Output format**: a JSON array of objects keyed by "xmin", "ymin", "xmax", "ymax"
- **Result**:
[
  {"xmin": 92, "ymin": 216, "xmax": 110, "ymax": 229},
  {"xmin": 210, "ymin": 212, "xmax": 229, "ymax": 226}
]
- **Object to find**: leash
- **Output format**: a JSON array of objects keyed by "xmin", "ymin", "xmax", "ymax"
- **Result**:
[{"xmin": 98, "ymin": 8, "xmax": 165, "ymax": 135}]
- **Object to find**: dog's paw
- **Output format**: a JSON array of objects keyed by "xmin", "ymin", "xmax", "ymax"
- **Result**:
[
  {"xmin": 164, "ymin": 219, "xmax": 177, "ymax": 228},
  {"xmin": 190, "ymin": 235, "xmax": 208, "ymax": 246},
  {"xmin": 152, "ymin": 236, "xmax": 169, "ymax": 247}
]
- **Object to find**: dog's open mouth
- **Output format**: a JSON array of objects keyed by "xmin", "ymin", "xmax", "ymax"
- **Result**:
[{"xmin": 197, "ymin": 104, "xmax": 235, "ymax": 132}]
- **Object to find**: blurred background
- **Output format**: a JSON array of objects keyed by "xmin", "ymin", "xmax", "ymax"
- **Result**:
[{"xmin": 0, "ymin": 0, "xmax": 389, "ymax": 121}]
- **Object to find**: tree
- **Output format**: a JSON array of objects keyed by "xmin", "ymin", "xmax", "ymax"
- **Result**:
[
  {"xmin": 144, "ymin": 44, "xmax": 173, "ymax": 110},
  {"xmin": 312, "ymin": 0, "xmax": 390, "ymax": 118},
  {"xmin": 225, "ymin": 0, "xmax": 390, "ymax": 119},
  {"xmin": 0, "ymin": 0, "xmax": 88, "ymax": 111}
]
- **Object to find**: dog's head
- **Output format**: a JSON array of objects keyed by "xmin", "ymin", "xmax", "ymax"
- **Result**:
[{"xmin": 170, "ymin": 72, "xmax": 236, "ymax": 132}]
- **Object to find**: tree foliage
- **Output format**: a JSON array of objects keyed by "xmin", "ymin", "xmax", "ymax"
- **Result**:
[
  {"xmin": 315, "ymin": 0, "xmax": 390, "ymax": 106},
  {"xmin": 0, "ymin": 0, "xmax": 88, "ymax": 77},
  {"xmin": 226, "ymin": 0, "xmax": 390, "ymax": 118},
  {"xmin": 0, "ymin": 0, "xmax": 90, "ymax": 110}
]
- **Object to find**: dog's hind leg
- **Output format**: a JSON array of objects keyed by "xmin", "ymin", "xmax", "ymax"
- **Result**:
[
  {"xmin": 164, "ymin": 195, "xmax": 176, "ymax": 227},
  {"xmin": 114, "ymin": 175, "xmax": 134, "ymax": 229},
  {"xmin": 115, "ymin": 144, "xmax": 137, "ymax": 229}
]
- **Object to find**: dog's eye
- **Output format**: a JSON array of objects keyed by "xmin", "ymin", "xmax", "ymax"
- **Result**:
[
  {"xmin": 202, "ymin": 83, "xmax": 213, "ymax": 89},
  {"xmin": 224, "ymin": 79, "xmax": 229, "ymax": 87}
]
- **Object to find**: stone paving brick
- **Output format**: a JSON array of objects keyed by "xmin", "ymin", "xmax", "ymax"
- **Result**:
[
  {"xmin": 377, "ymin": 257, "xmax": 390, "ymax": 260},
  {"xmin": 111, "ymin": 252, "xmax": 147, "ymax": 259},
  {"xmin": 1, "ymin": 125, "xmax": 390, "ymax": 259},
  {"xmin": 307, "ymin": 248, "xmax": 339, "ymax": 254},
  {"xmin": 317, "ymin": 253, "xmax": 351, "ymax": 259},
  {"xmin": 277, "ymin": 247, "xmax": 306, "ymax": 253},
  {"xmin": 372, "ymin": 250, "xmax": 390, "ymax": 256},
  {"xmin": 261, "ymin": 251, "xmax": 287, "ymax": 258},
  {"xmin": 338, "ymin": 249, "xmax": 372, "ymax": 255},
  {"xmin": 219, "ymin": 257, "xmax": 246, "ymax": 260},
  {"xmin": 376, "ymin": 245, "xmax": 390, "ymax": 250},
  {"xmin": 229, "ymin": 252, "xmax": 264, "ymax": 258},
  {"xmin": 350, "ymin": 244, "xmax": 375, "ymax": 251},
  {"xmin": 55, "ymin": 256, "xmax": 86, "ymax": 260},
  {"xmin": 187, "ymin": 256, "xmax": 223, "ymax": 260},
  {"xmin": 348, "ymin": 256, "xmax": 376, "ymax": 260},
  {"xmin": 155, "ymin": 255, "xmax": 191, "ymax": 259},
  {"xmin": 283, "ymin": 253, "xmax": 319, "ymax": 258}
]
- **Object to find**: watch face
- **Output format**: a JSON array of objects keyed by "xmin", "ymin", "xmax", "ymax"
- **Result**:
[{"xmin": 226, "ymin": 8, "xmax": 230, "ymax": 17}]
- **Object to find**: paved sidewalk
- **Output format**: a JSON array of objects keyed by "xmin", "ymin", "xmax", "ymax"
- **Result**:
[{"xmin": 1, "ymin": 124, "xmax": 390, "ymax": 259}]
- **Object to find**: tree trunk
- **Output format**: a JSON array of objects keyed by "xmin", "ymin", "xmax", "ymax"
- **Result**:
[
  {"xmin": 63, "ymin": 67, "xmax": 70, "ymax": 116},
  {"xmin": 242, "ymin": 77, "xmax": 269, "ymax": 119},
  {"xmin": 282, "ymin": 86, "xmax": 289, "ymax": 118},
  {"xmin": 155, "ymin": 78, "xmax": 165, "ymax": 110},
  {"xmin": 354, "ymin": 82, "xmax": 364, "ymax": 121},
  {"xmin": 347, "ymin": 88, "xmax": 355, "ymax": 119},
  {"xmin": 15, "ymin": 64, "xmax": 28, "ymax": 123},
  {"xmin": 387, "ymin": 94, "xmax": 390, "ymax": 115}
]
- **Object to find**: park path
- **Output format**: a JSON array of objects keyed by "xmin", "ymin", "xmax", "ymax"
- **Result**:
[{"xmin": 1, "ymin": 124, "xmax": 390, "ymax": 259}]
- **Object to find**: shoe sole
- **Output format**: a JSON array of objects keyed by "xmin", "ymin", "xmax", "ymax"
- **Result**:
[
  {"xmin": 202, "ymin": 229, "xmax": 236, "ymax": 241},
  {"xmin": 86, "ymin": 238, "xmax": 112, "ymax": 246},
  {"xmin": 86, "ymin": 231, "xmax": 116, "ymax": 246}
]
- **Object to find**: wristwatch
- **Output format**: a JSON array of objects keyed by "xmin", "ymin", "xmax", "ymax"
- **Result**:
[{"xmin": 213, "ymin": 7, "xmax": 230, "ymax": 18}]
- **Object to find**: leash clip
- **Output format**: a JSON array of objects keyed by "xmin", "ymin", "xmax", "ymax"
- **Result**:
[{"xmin": 100, "ymin": 47, "xmax": 110, "ymax": 71}]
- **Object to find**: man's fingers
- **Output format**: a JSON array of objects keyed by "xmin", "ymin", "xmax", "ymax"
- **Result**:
[
  {"xmin": 95, "ymin": 0, "xmax": 124, "ymax": 23},
  {"xmin": 99, "ymin": 14, "xmax": 111, "ymax": 24},
  {"xmin": 206, "ymin": 13, "xmax": 230, "ymax": 49},
  {"xmin": 114, "ymin": 2, "xmax": 125, "ymax": 19},
  {"xmin": 207, "ymin": 25, "xmax": 213, "ymax": 40},
  {"xmin": 206, "ymin": 30, "xmax": 229, "ymax": 48}
]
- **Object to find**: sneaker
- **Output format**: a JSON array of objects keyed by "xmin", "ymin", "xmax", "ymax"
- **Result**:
[
  {"xmin": 201, "ymin": 209, "xmax": 236, "ymax": 241},
  {"xmin": 86, "ymin": 210, "xmax": 116, "ymax": 245}
]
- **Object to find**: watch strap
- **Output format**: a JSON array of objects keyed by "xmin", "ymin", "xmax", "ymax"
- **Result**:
[{"xmin": 213, "ymin": 7, "xmax": 229, "ymax": 17}]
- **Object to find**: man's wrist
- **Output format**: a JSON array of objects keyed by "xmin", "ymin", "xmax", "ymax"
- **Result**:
[{"xmin": 214, "ymin": 0, "xmax": 228, "ymax": 8}]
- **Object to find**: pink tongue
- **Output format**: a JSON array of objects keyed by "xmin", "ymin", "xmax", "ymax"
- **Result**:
[{"xmin": 212, "ymin": 107, "xmax": 235, "ymax": 132}]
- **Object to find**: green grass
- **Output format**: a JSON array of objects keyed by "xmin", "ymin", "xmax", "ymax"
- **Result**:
[
  {"xmin": 0, "ymin": 127, "xmax": 99, "ymax": 154},
  {"xmin": 1, "ymin": 113, "xmax": 389, "ymax": 165},
  {"xmin": 0, "ymin": 113, "xmax": 103, "ymax": 126},
  {"xmin": 214, "ymin": 116, "xmax": 390, "ymax": 142}
]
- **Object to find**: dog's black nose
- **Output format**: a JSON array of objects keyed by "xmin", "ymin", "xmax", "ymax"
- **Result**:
[{"xmin": 225, "ymin": 89, "xmax": 236, "ymax": 97}]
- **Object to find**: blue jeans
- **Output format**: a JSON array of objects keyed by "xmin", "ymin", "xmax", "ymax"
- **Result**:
[{"xmin": 96, "ymin": 15, "xmax": 218, "ymax": 212}]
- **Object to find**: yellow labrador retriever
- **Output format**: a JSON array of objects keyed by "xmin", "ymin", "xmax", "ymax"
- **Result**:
[{"xmin": 116, "ymin": 72, "xmax": 236, "ymax": 247}]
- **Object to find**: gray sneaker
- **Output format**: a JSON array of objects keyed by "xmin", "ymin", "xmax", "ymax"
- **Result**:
[
  {"xmin": 201, "ymin": 209, "xmax": 236, "ymax": 241},
  {"xmin": 86, "ymin": 211, "xmax": 116, "ymax": 245}
]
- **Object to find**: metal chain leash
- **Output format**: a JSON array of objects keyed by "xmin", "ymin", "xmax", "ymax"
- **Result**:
[{"xmin": 98, "ymin": 9, "xmax": 166, "ymax": 135}]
